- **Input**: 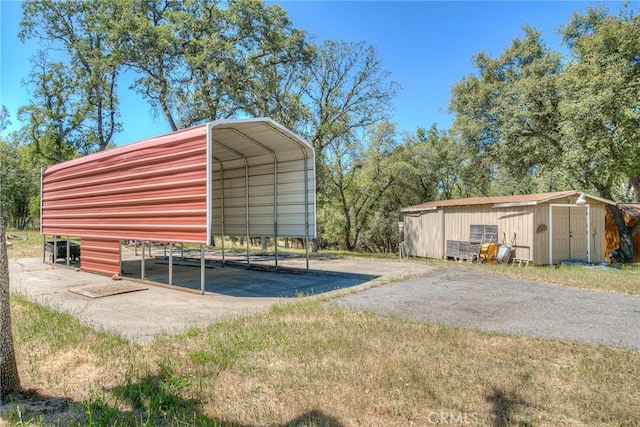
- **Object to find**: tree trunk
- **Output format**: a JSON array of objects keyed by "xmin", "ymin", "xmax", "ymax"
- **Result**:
[
  {"xmin": 630, "ymin": 175, "xmax": 640, "ymax": 202},
  {"xmin": 0, "ymin": 216, "xmax": 20, "ymax": 401},
  {"xmin": 607, "ymin": 205, "xmax": 633, "ymax": 263}
]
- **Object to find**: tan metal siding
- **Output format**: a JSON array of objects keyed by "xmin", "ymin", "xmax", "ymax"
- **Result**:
[
  {"xmin": 210, "ymin": 157, "xmax": 315, "ymax": 238},
  {"xmin": 403, "ymin": 210, "xmax": 443, "ymax": 258},
  {"xmin": 442, "ymin": 206, "xmax": 533, "ymax": 250},
  {"xmin": 404, "ymin": 213, "xmax": 422, "ymax": 257},
  {"xmin": 42, "ymin": 125, "xmax": 209, "ymax": 244},
  {"xmin": 532, "ymin": 205, "xmax": 550, "ymax": 265}
]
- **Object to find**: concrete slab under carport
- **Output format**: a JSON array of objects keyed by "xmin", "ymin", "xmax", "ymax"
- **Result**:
[
  {"xmin": 120, "ymin": 251, "xmax": 382, "ymax": 297},
  {"xmin": 9, "ymin": 256, "xmax": 435, "ymax": 344}
]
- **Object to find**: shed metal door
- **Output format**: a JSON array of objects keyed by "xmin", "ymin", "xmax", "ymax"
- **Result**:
[
  {"xmin": 570, "ymin": 209, "xmax": 587, "ymax": 260},
  {"xmin": 552, "ymin": 207, "xmax": 587, "ymax": 263}
]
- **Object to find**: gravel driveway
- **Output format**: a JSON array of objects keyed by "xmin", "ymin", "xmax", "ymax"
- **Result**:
[{"xmin": 336, "ymin": 267, "xmax": 640, "ymax": 350}]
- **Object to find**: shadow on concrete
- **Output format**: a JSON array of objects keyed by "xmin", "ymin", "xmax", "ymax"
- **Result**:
[{"xmin": 120, "ymin": 257, "xmax": 379, "ymax": 298}]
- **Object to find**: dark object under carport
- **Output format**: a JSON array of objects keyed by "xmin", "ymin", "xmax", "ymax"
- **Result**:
[{"xmin": 45, "ymin": 239, "xmax": 80, "ymax": 263}]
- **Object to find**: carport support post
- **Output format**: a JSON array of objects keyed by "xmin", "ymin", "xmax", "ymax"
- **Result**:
[
  {"xmin": 245, "ymin": 161, "xmax": 250, "ymax": 268},
  {"xmin": 200, "ymin": 245, "xmax": 205, "ymax": 295},
  {"xmin": 168, "ymin": 243, "xmax": 173, "ymax": 285},
  {"xmin": 66, "ymin": 237, "xmax": 70, "ymax": 266},
  {"xmin": 220, "ymin": 166, "xmax": 226, "ymax": 266},
  {"xmin": 53, "ymin": 235, "xmax": 57, "ymax": 264},
  {"xmin": 42, "ymin": 234, "xmax": 46, "ymax": 263},
  {"xmin": 141, "ymin": 241, "xmax": 145, "ymax": 280}
]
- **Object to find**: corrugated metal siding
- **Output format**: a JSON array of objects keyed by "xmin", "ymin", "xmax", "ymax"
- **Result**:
[
  {"xmin": 210, "ymin": 158, "xmax": 314, "ymax": 238},
  {"xmin": 209, "ymin": 120, "xmax": 316, "ymax": 240},
  {"xmin": 81, "ymin": 238, "xmax": 121, "ymax": 276},
  {"xmin": 42, "ymin": 125, "xmax": 209, "ymax": 244},
  {"xmin": 406, "ymin": 206, "xmax": 534, "ymax": 260},
  {"xmin": 443, "ymin": 206, "xmax": 533, "ymax": 249},
  {"xmin": 405, "ymin": 211, "xmax": 445, "ymax": 259}
]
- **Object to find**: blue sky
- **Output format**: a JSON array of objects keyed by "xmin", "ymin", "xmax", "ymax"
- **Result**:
[{"xmin": 0, "ymin": 1, "xmax": 629, "ymax": 146}]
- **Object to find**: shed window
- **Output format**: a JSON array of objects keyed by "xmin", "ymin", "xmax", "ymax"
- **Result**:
[{"xmin": 470, "ymin": 224, "xmax": 498, "ymax": 243}]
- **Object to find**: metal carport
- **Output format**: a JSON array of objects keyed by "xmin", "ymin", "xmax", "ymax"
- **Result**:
[{"xmin": 41, "ymin": 118, "xmax": 316, "ymax": 293}]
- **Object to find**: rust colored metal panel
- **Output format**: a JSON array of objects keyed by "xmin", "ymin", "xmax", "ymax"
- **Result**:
[
  {"xmin": 81, "ymin": 238, "xmax": 121, "ymax": 276},
  {"xmin": 42, "ymin": 125, "xmax": 209, "ymax": 244}
]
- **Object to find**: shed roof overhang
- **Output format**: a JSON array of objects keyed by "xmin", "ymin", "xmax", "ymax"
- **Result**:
[{"xmin": 401, "ymin": 191, "xmax": 615, "ymax": 213}]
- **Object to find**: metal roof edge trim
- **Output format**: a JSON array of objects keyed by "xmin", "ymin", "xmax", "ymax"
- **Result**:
[
  {"xmin": 401, "ymin": 190, "xmax": 616, "ymax": 212},
  {"xmin": 535, "ymin": 190, "xmax": 579, "ymax": 205},
  {"xmin": 44, "ymin": 124, "xmax": 209, "ymax": 173},
  {"xmin": 584, "ymin": 193, "xmax": 617, "ymax": 205},
  {"xmin": 206, "ymin": 122, "xmax": 213, "ymax": 246},
  {"xmin": 491, "ymin": 201, "xmax": 540, "ymax": 208},
  {"xmin": 401, "ymin": 206, "xmax": 439, "ymax": 213},
  {"xmin": 208, "ymin": 117, "xmax": 315, "ymax": 154}
]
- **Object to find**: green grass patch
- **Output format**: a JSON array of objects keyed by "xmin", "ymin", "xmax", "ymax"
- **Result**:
[{"xmin": 472, "ymin": 262, "xmax": 640, "ymax": 295}]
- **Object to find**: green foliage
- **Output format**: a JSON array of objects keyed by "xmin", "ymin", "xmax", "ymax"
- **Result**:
[
  {"xmin": 449, "ymin": 4, "xmax": 640, "ymax": 260},
  {"xmin": 320, "ymin": 122, "xmax": 401, "ymax": 251},
  {"xmin": 17, "ymin": 53, "xmax": 88, "ymax": 164},
  {"xmin": 0, "ymin": 140, "xmax": 41, "ymax": 228},
  {"xmin": 20, "ymin": 0, "xmax": 123, "ymax": 154},
  {"xmin": 114, "ymin": 0, "xmax": 314, "ymax": 130},
  {"xmin": 450, "ymin": 26, "xmax": 565, "ymax": 195},
  {"xmin": 558, "ymin": 5, "xmax": 640, "ymax": 199},
  {"xmin": 450, "ymin": 4, "xmax": 640, "ymax": 202}
]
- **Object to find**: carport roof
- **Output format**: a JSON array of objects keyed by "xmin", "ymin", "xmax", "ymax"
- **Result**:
[
  {"xmin": 402, "ymin": 190, "xmax": 614, "ymax": 212},
  {"xmin": 208, "ymin": 117, "xmax": 314, "ymax": 167}
]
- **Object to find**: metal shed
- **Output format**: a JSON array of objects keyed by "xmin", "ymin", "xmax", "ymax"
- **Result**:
[
  {"xmin": 401, "ymin": 191, "xmax": 613, "ymax": 265},
  {"xmin": 41, "ymin": 118, "xmax": 316, "ymax": 288}
]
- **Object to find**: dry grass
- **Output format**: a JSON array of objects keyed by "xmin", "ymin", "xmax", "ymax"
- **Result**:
[
  {"xmin": 470, "ymin": 262, "xmax": 640, "ymax": 295},
  {"xmin": 6, "ymin": 297, "xmax": 640, "ymax": 426},
  {"xmin": 4, "ymin": 229, "xmax": 43, "ymax": 259}
]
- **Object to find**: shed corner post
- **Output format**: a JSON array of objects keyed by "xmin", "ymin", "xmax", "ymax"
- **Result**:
[
  {"xmin": 586, "ymin": 204, "xmax": 591, "ymax": 263},
  {"xmin": 548, "ymin": 204, "xmax": 553, "ymax": 265},
  {"xmin": 440, "ymin": 209, "xmax": 446, "ymax": 260}
]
